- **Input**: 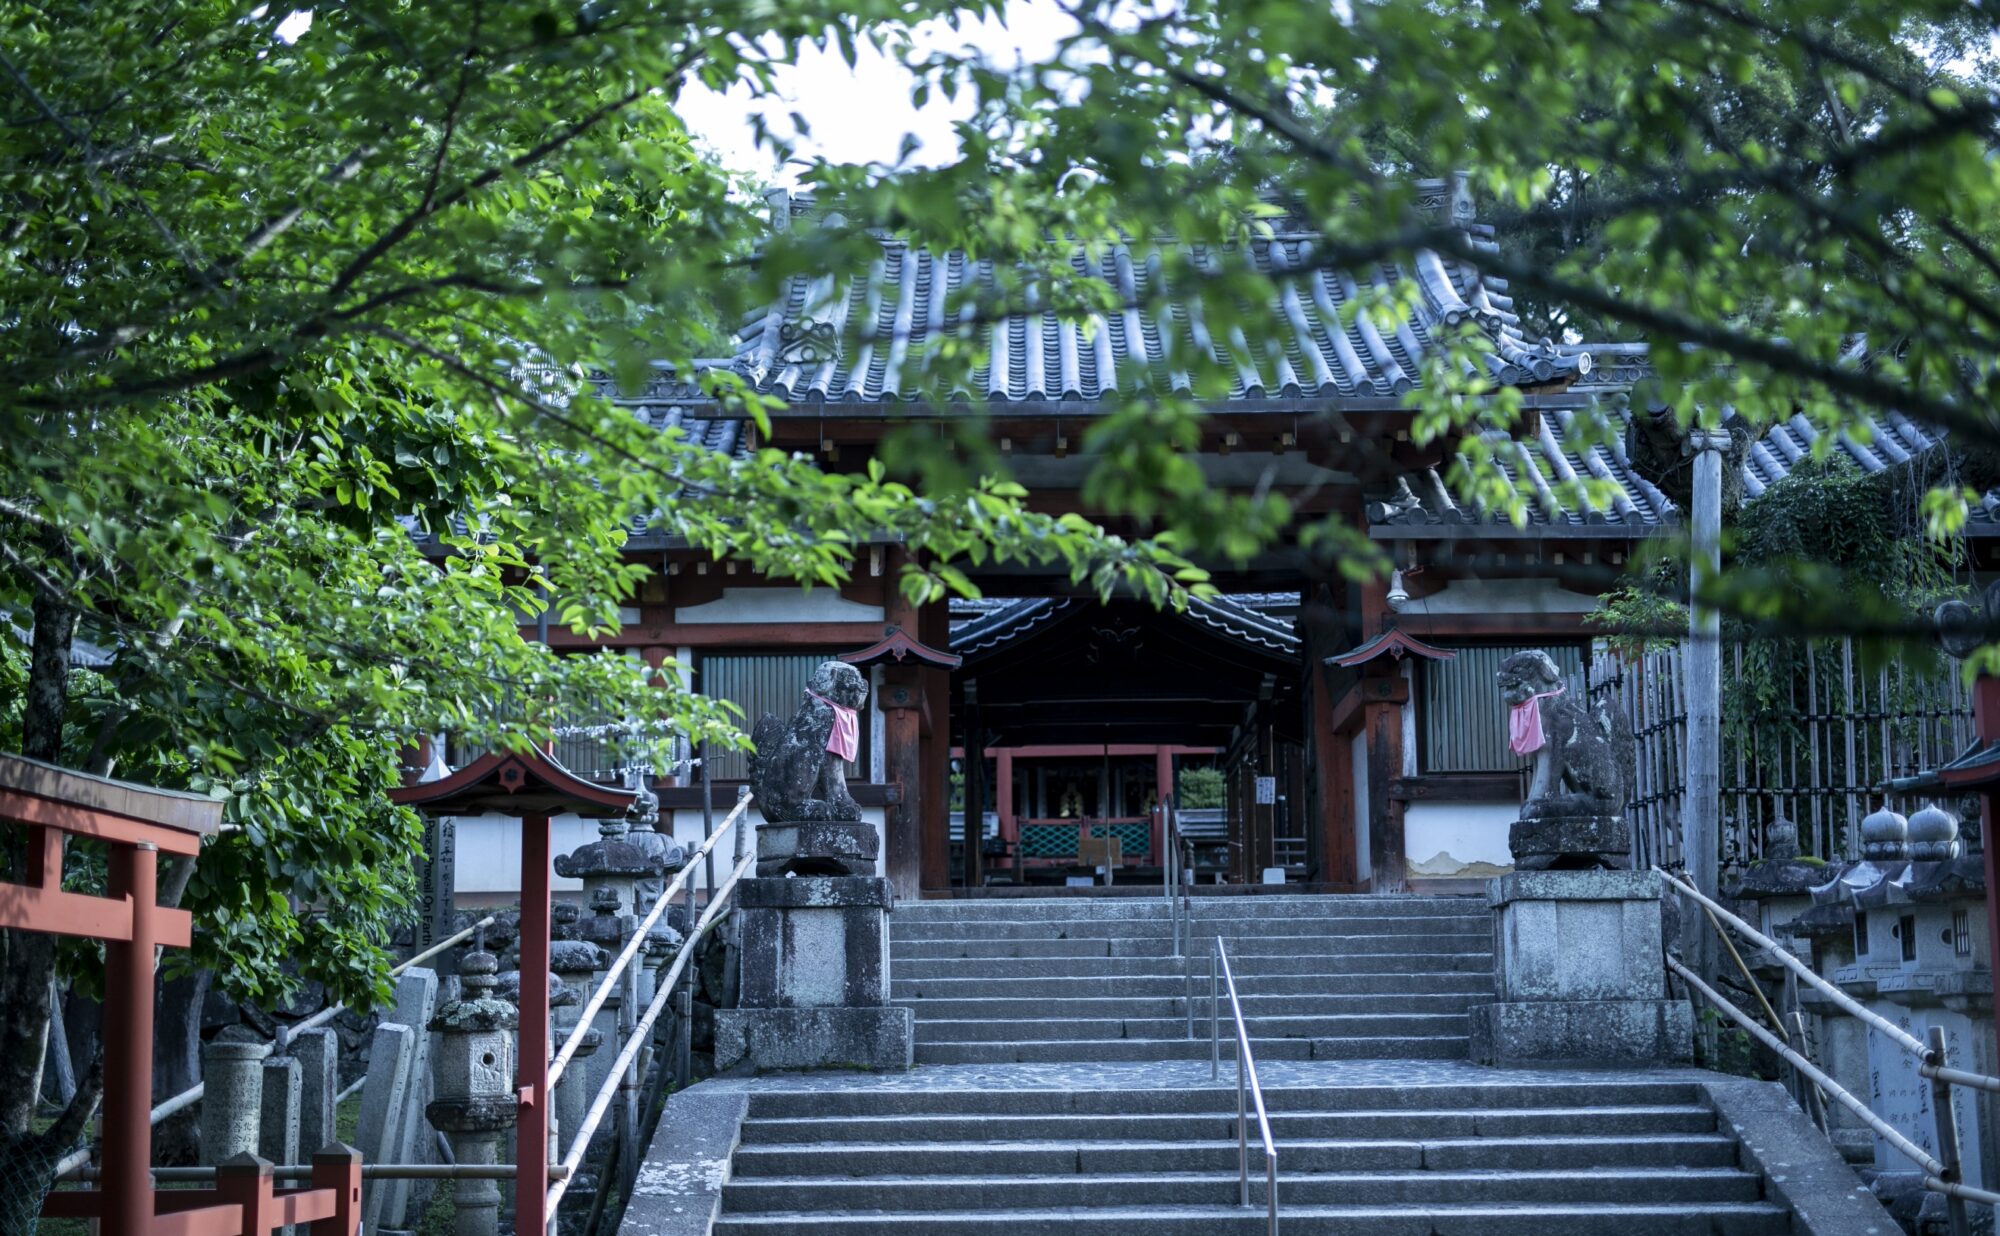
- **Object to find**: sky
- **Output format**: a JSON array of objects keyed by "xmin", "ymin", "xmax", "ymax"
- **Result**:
[
  {"xmin": 673, "ymin": 1, "xmax": 1077, "ymax": 185},
  {"xmin": 268, "ymin": 2, "xmax": 1097, "ymax": 182}
]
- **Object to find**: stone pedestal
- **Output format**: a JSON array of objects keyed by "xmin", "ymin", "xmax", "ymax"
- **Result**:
[
  {"xmin": 1470, "ymin": 869, "xmax": 1692, "ymax": 1066},
  {"xmin": 714, "ymin": 861, "xmax": 911, "ymax": 1072},
  {"xmin": 756, "ymin": 821, "xmax": 878, "ymax": 876},
  {"xmin": 1508, "ymin": 813, "xmax": 1631, "ymax": 871}
]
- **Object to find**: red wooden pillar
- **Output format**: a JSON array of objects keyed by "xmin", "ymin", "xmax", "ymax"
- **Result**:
[
  {"xmin": 1976, "ymin": 678, "xmax": 2000, "ymax": 1043},
  {"xmin": 516, "ymin": 814, "xmax": 553, "ymax": 1236},
  {"xmin": 103, "ymin": 840, "xmax": 158, "ymax": 1236},
  {"xmin": 1301, "ymin": 584, "xmax": 1359, "ymax": 887},
  {"xmin": 217, "ymin": 1155, "xmax": 279, "ymax": 1236},
  {"xmin": 1362, "ymin": 688, "xmax": 1406, "ymax": 892},
  {"xmin": 881, "ymin": 672, "xmax": 924, "ymax": 899},
  {"xmin": 1153, "ymin": 747, "xmax": 1173, "ymax": 864},
  {"xmin": 996, "ymin": 749, "xmax": 1017, "ymax": 871},
  {"xmin": 919, "ymin": 602, "xmax": 951, "ymax": 893},
  {"xmin": 310, "ymin": 1145, "xmax": 364, "ymax": 1236}
]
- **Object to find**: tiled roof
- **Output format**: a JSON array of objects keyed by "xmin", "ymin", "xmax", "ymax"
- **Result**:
[
  {"xmin": 1365, "ymin": 387, "xmax": 1982, "ymax": 534},
  {"xmin": 951, "ymin": 594, "xmax": 1298, "ymax": 659},
  {"xmin": 731, "ymin": 186, "xmax": 1589, "ymax": 405},
  {"xmin": 1184, "ymin": 595, "xmax": 1299, "ymax": 654},
  {"xmin": 950, "ymin": 598, "xmax": 1072, "ymax": 657}
]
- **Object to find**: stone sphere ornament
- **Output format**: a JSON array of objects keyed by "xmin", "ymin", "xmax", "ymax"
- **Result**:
[
  {"xmin": 1860, "ymin": 803, "xmax": 1910, "ymax": 863},
  {"xmin": 1906, "ymin": 802, "xmax": 1961, "ymax": 862}
]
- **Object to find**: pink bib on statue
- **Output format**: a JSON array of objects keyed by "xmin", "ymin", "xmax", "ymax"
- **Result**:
[
  {"xmin": 1509, "ymin": 687, "xmax": 1564, "ymax": 756},
  {"xmin": 808, "ymin": 690, "xmax": 860, "ymax": 762}
]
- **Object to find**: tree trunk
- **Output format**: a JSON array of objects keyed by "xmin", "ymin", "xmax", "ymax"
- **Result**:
[
  {"xmin": 154, "ymin": 967, "xmax": 209, "ymax": 1102},
  {"xmin": 0, "ymin": 581, "xmax": 75, "ymax": 1137}
]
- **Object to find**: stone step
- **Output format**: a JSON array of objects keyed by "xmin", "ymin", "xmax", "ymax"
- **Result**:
[
  {"xmin": 891, "ymin": 972, "xmax": 1497, "ymax": 999},
  {"xmin": 890, "ymin": 952, "xmax": 1492, "ymax": 980},
  {"xmin": 890, "ymin": 934, "xmax": 1494, "ymax": 961},
  {"xmin": 736, "ymin": 1105, "xmax": 1719, "ymax": 1145},
  {"xmin": 893, "ymin": 992, "xmax": 1489, "ymax": 1020},
  {"xmin": 892, "ymin": 896, "xmax": 1483, "ymax": 922},
  {"xmin": 722, "ymin": 1166, "xmax": 1762, "ymax": 1211},
  {"xmin": 910, "ymin": 1012, "xmax": 1470, "ymax": 1043},
  {"xmin": 726, "ymin": 1133, "xmax": 1747, "ymax": 1177},
  {"xmin": 892, "ymin": 931, "xmax": 1493, "ymax": 958},
  {"xmin": 910, "ymin": 1035, "xmax": 1470, "ymax": 1064},
  {"xmin": 891, "ymin": 917, "xmax": 1491, "ymax": 942},
  {"xmin": 713, "ymin": 1202, "xmax": 1788, "ymax": 1234},
  {"xmin": 743, "ymin": 1081, "xmax": 1707, "ymax": 1118}
]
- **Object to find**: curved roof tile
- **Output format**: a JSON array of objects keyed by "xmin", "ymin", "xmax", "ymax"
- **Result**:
[{"xmin": 735, "ymin": 189, "xmax": 1586, "ymax": 406}]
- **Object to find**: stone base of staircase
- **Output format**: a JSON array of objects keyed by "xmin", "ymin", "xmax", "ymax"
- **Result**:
[
  {"xmin": 713, "ymin": 1006, "xmax": 914, "ymax": 1073},
  {"xmin": 620, "ymin": 1059, "xmax": 1896, "ymax": 1235},
  {"xmin": 1469, "ymin": 998, "xmax": 1694, "ymax": 1066}
]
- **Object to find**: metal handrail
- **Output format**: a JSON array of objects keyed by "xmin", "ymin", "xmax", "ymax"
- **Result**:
[
  {"xmin": 548, "ymin": 788, "xmax": 752, "ymax": 1090},
  {"xmin": 1162, "ymin": 805, "xmax": 1192, "ymax": 957},
  {"xmin": 544, "ymin": 798, "xmax": 758, "ymax": 1217},
  {"xmin": 1657, "ymin": 867, "xmax": 2000, "ymax": 1233},
  {"xmin": 1206, "ymin": 936, "xmax": 1278, "ymax": 1234}
]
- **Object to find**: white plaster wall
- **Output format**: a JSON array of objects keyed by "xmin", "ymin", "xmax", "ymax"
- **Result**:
[
  {"xmin": 452, "ymin": 812, "xmax": 602, "ymax": 896},
  {"xmin": 450, "ymin": 805, "xmax": 892, "ymax": 897},
  {"xmin": 1393, "ymin": 577, "xmax": 1600, "ymax": 616},
  {"xmin": 1405, "ymin": 801, "xmax": 1518, "ymax": 879},
  {"xmin": 673, "ymin": 586, "xmax": 884, "ymax": 624}
]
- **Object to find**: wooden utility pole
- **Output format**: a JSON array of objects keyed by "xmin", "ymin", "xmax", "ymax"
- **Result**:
[{"xmin": 1683, "ymin": 428, "xmax": 1729, "ymax": 976}]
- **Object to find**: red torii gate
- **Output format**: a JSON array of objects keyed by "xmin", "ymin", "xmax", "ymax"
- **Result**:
[
  {"xmin": 0, "ymin": 753, "xmax": 363, "ymax": 1236},
  {"xmin": 390, "ymin": 749, "xmax": 634, "ymax": 1236}
]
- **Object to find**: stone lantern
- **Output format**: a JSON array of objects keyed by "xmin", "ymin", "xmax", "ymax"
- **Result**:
[
  {"xmin": 426, "ymin": 945, "xmax": 518, "ymax": 1236},
  {"xmin": 555, "ymin": 816, "xmax": 654, "ymax": 918},
  {"xmin": 575, "ymin": 886, "xmax": 633, "ymax": 1106},
  {"xmin": 1874, "ymin": 807, "xmax": 1997, "ymax": 1196},
  {"xmin": 549, "ymin": 939, "xmax": 606, "ymax": 1159},
  {"xmin": 638, "ymin": 917, "xmax": 684, "ymax": 1010},
  {"xmin": 1781, "ymin": 886, "xmax": 1874, "ymax": 1164},
  {"xmin": 1723, "ymin": 817, "xmax": 1824, "ymax": 964},
  {"xmin": 619, "ymin": 768, "xmax": 685, "ymax": 918}
]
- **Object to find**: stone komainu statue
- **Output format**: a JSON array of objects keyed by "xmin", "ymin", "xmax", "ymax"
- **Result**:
[
  {"xmin": 1496, "ymin": 649, "xmax": 1635, "ymax": 868},
  {"xmin": 748, "ymin": 660, "xmax": 868, "ymax": 823}
]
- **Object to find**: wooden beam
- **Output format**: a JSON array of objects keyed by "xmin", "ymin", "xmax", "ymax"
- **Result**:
[
  {"xmin": 1389, "ymin": 773, "xmax": 1525, "ymax": 804},
  {"xmin": 0, "ymin": 788, "xmax": 204, "ymax": 855},
  {"xmin": 657, "ymin": 782, "xmax": 902, "ymax": 809},
  {"xmin": 1328, "ymin": 675, "xmax": 1408, "ymax": 735},
  {"xmin": 0, "ymin": 882, "xmax": 192, "ymax": 946},
  {"xmin": 529, "ymin": 622, "xmax": 888, "ymax": 650},
  {"xmin": 1387, "ymin": 613, "xmax": 1592, "ymax": 638}
]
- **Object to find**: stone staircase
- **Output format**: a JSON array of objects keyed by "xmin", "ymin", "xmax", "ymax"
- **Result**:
[
  {"xmin": 711, "ymin": 1074, "xmax": 1790, "ymax": 1233},
  {"xmin": 892, "ymin": 895, "xmax": 1493, "ymax": 1064},
  {"xmin": 694, "ymin": 896, "xmax": 1802, "ymax": 1234}
]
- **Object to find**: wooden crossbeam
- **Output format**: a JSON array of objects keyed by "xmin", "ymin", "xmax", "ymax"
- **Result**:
[
  {"xmin": 0, "ymin": 787, "xmax": 203, "ymax": 855},
  {"xmin": 0, "ymin": 882, "xmax": 192, "ymax": 946}
]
